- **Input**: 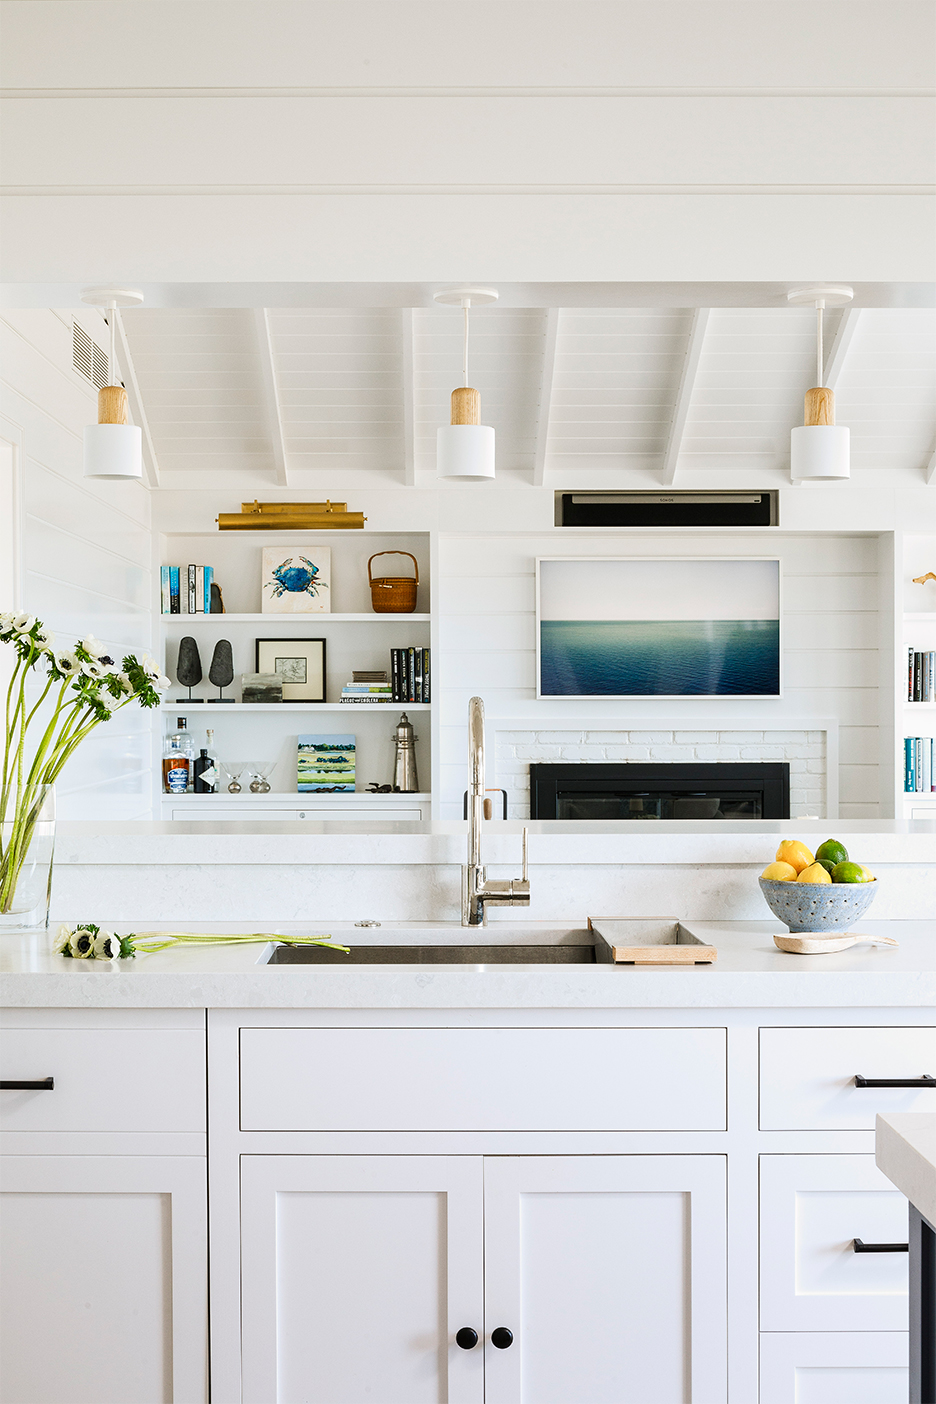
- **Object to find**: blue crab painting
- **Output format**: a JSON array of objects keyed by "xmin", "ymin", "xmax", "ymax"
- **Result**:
[{"xmin": 265, "ymin": 557, "xmax": 329, "ymax": 600}]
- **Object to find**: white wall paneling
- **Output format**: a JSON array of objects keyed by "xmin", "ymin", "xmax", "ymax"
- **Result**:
[
  {"xmin": 437, "ymin": 530, "xmax": 881, "ymax": 818},
  {"xmin": 0, "ymin": 309, "xmax": 155, "ymax": 818}
]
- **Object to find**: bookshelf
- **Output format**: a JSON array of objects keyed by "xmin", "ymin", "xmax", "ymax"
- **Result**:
[
  {"xmin": 898, "ymin": 536, "xmax": 936, "ymax": 819},
  {"xmin": 154, "ymin": 530, "xmax": 434, "ymax": 819}
]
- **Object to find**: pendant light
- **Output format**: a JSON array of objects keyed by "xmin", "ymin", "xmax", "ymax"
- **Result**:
[
  {"xmin": 788, "ymin": 284, "xmax": 853, "ymax": 481},
  {"xmin": 80, "ymin": 287, "xmax": 144, "ymax": 479},
  {"xmin": 434, "ymin": 287, "xmax": 498, "ymax": 479}
]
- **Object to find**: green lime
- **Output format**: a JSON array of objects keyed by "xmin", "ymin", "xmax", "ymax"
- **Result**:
[
  {"xmin": 816, "ymin": 858, "xmax": 836, "ymax": 874},
  {"xmin": 831, "ymin": 860, "xmax": 868, "ymax": 884},
  {"xmin": 816, "ymin": 839, "xmax": 849, "ymax": 866}
]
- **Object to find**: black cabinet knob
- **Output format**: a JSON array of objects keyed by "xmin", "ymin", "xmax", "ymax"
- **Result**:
[
  {"xmin": 491, "ymin": 1327, "xmax": 514, "ymax": 1349},
  {"xmin": 455, "ymin": 1328, "xmax": 479, "ymax": 1350}
]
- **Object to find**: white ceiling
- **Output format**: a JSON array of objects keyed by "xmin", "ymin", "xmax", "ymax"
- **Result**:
[{"xmin": 117, "ymin": 303, "xmax": 936, "ymax": 487}]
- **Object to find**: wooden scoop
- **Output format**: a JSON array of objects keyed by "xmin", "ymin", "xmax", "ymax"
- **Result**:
[{"xmin": 773, "ymin": 932, "xmax": 899, "ymax": 955}]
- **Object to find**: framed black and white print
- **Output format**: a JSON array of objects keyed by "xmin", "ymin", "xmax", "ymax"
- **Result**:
[
  {"xmin": 255, "ymin": 637, "xmax": 327, "ymax": 702},
  {"xmin": 536, "ymin": 557, "xmax": 781, "ymax": 698}
]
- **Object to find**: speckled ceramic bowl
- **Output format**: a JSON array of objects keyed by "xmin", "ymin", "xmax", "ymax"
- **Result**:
[{"xmin": 758, "ymin": 876, "xmax": 878, "ymax": 932}]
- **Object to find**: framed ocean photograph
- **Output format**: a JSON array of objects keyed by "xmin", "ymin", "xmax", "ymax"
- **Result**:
[
  {"xmin": 255, "ymin": 637, "xmax": 326, "ymax": 701},
  {"xmin": 261, "ymin": 545, "xmax": 331, "ymax": 613},
  {"xmin": 298, "ymin": 735, "xmax": 355, "ymax": 792},
  {"xmin": 536, "ymin": 557, "xmax": 781, "ymax": 698}
]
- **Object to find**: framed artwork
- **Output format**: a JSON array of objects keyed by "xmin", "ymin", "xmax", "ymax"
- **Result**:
[
  {"xmin": 261, "ymin": 545, "xmax": 331, "ymax": 613},
  {"xmin": 298, "ymin": 734, "xmax": 355, "ymax": 792},
  {"xmin": 536, "ymin": 557, "xmax": 781, "ymax": 698},
  {"xmin": 255, "ymin": 637, "xmax": 327, "ymax": 702}
]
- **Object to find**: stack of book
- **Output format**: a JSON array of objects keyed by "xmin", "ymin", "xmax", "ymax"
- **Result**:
[
  {"xmin": 390, "ymin": 647, "xmax": 430, "ymax": 703},
  {"xmin": 161, "ymin": 566, "xmax": 215, "ymax": 614},
  {"xmin": 907, "ymin": 648, "xmax": 935, "ymax": 701},
  {"xmin": 904, "ymin": 736, "xmax": 935, "ymax": 792},
  {"xmin": 340, "ymin": 670, "xmax": 394, "ymax": 704}
]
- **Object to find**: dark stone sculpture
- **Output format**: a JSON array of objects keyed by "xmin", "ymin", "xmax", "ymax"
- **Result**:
[
  {"xmin": 176, "ymin": 636, "xmax": 203, "ymax": 702},
  {"xmin": 209, "ymin": 639, "xmax": 235, "ymax": 702}
]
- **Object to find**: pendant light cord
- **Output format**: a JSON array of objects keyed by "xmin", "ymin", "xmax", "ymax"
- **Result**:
[
  {"xmin": 108, "ymin": 298, "xmax": 118, "ymax": 388},
  {"xmin": 463, "ymin": 300, "xmax": 470, "ymax": 387},
  {"xmin": 816, "ymin": 299, "xmax": 825, "ymax": 387}
]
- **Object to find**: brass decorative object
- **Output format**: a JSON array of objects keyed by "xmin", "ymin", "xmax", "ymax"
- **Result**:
[{"xmin": 216, "ymin": 501, "xmax": 366, "ymax": 531}]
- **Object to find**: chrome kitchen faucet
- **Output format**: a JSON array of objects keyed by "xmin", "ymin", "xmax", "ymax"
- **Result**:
[{"xmin": 462, "ymin": 696, "xmax": 530, "ymax": 926}]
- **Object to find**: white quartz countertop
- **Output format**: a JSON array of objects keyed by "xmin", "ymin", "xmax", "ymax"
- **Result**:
[
  {"xmin": 1, "ymin": 920, "xmax": 934, "ymax": 1010},
  {"xmin": 876, "ymin": 1114, "xmax": 936, "ymax": 1226}
]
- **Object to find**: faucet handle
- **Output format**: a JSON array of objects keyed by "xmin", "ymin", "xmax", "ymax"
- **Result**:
[
  {"xmin": 521, "ymin": 826, "xmax": 528, "ymax": 882},
  {"xmin": 483, "ymin": 796, "xmax": 493, "ymax": 821}
]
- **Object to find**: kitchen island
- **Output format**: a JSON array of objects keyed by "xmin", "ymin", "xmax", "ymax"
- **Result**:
[{"xmin": 3, "ymin": 897, "xmax": 935, "ymax": 1403}]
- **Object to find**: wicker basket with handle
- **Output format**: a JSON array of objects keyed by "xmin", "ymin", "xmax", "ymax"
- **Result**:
[{"xmin": 368, "ymin": 552, "xmax": 419, "ymax": 613}]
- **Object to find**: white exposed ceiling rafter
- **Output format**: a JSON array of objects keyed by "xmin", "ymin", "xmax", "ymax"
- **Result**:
[
  {"xmin": 114, "ymin": 312, "xmax": 159, "ymax": 489},
  {"xmin": 253, "ymin": 308, "xmax": 289, "ymax": 488},
  {"xmin": 401, "ymin": 308, "xmax": 416, "ymax": 486},
  {"xmin": 823, "ymin": 306, "xmax": 862, "ymax": 390},
  {"xmin": 661, "ymin": 307, "xmax": 710, "ymax": 486},
  {"xmin": 532, "ymin": 308, "xmax": 560, "ymax": 487}
]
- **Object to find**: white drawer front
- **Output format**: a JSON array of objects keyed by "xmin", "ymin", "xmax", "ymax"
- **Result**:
[
  {"xmin": 760, "ymin": 1026, "xmax": 936, "ymax": 1130},
  {"xmin": 0, "ymin": 1029, "xmax": 206, "ymax": 1133},
  {"xmin": 760, "ymin": 1332, "xmax": 908, "ymax": 1404},
  {"xmin": 239, "ymin": 1027, "xmax": 727, "ymax": 1132},
  {"xmin": 760, "ymin": 1155, "xmax": 908, "ymax": 1332}
]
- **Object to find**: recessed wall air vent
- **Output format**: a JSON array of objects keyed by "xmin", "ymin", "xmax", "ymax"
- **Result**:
[
  {"xmin": 73, "ymin": 322, "xmax": 110, "ymax": 389},
  {"xmin": 555, "ymin": 491, "xmax": 778, "ymax": 528}
]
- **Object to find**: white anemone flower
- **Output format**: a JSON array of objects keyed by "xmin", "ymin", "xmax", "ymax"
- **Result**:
[
  {"xmin": 142, "ymin": 657, "xmax": 161, "ymax": 680},
  {"xmin": 156, "ymin": 675, "xmax": 171, "ymax": 691},
  {"xmin": 53, "ymin": 925, "xmax": 73, "ymax": 954},
  {"xmin": 116, "ymin": 671, "xmax": 134, "ymax": 694},
  {"xmin": 34, "ymin": 629, "xmax": 55, "ymax": 652},
  {"xmin": 81, "ymin": 659, "xmax": 105, "ymax": 680},
  {"xmin": 80, "ymin": 634, "xmax": 106, "ymax": 658},
  {"xmin": 68, "ymin": 928, "xmax": 95, "ymax": 958},
  {"xmin": 12, "ymin": 614, "xmax": 35, "ymax": 633},
  {"xmin": 53, "ymin": 650, "xmax": 81, "ymax": 677},
  {"xmin": 92, "ymin": 930, "xmax": 122, "ymax": 960}
]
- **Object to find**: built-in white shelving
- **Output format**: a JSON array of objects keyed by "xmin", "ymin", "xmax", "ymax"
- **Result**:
[
  {"xmin": 898, "ymin": 536, "xmax": 936, "ymax": 817},
  {"xmin": 155, "ymin": 529, "xmax": 435, "ymax": 817}
]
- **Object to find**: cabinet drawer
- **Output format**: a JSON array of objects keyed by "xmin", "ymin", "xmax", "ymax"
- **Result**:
[
  {"xmin": 0, "ymin": 1029, "xmax": 206, "ymax": 1133},
  {"xmin": 759, "ymin": 1332, "xmax": 908, "ymax": 1404},
  {"xmin": 760, "ymin": 1155, "xmax": 908, "ymax": 1332},
  {"xmin": 760, "ymin": 1026, "xmax": 936, "ymax": 1130},
  {"xmin": 239, "ymin": 1027, "xmax": 727, "ymax": 1131}
]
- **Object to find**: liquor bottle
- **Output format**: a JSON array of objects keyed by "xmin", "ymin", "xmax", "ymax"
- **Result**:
[
  {"xmin": 194, "ymin": 728, "xmax": 219, "ymax": 794},
  {"xmin": 162, "ymin": 717, "xmax": 194, "ymax": 794}
]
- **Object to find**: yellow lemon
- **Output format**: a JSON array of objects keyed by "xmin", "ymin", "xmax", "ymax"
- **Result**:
[
  {"xmin": 860, "ymin": 866, "xmax": 875, "ymax": 883},
  {"xmin": 796, "ymin": 862, "xmax": 832, "ymax": 884},
  {"xmin": 761, "ymin": 861, "xmax": 798, "ymax": 882},
  {"xmin": 776, "ymin": 839, "xmax": 815, "ymax": 873}
]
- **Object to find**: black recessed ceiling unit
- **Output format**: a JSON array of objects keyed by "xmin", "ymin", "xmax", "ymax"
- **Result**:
[{"xmin": 556, "ymin": 491, "xmax": 778, "ymax": 528}]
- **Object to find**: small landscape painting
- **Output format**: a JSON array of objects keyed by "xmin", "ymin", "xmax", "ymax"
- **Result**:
[
  {"xmin": 298, "ymin": 734, "xmax": 356, "ymax": 792},
  {"xmin": 261, "ymin": 546, "xmax": 331, "ymax": 614},
  {"xmin": 537, "ymin": 557, "xmax": 781, "ymax": 698}
]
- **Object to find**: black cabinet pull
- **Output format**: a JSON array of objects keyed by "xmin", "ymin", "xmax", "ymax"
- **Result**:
[
  {"xmin": 854, "ymin": 1075, "xmax": 935, "ymax": 1088},
  {"xmin": 455, "ymin": 1328, "xmax": 479, "ymax": 1350},
  {"xmin": 853, "ymin": 1238, "xmax": 909, "ymax": 1253},
  {"xmin": 0, "ymin": 1077, "xmax": 54, "ymax": 1090},
  {"xmin": 491, "ymin": 1327, "xmax": 514, "ymax": 1349}
]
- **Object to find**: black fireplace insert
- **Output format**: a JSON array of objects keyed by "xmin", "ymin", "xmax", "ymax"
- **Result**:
[{"xmin": 529, "ymin": 762, "xmax": 790, "ymax": 820}]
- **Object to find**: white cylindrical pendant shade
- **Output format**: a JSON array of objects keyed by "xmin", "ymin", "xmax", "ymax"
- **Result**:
[
  {"xmin": 790, "ymin": 424, "xmax": 850, "ymax": 481},
  {"xmin": 436, "ymin": 424, "xmax": 495, "ymax": 479},
  {"xmin": 83, "ymin": 423, "xmax": 143, "ymax": 479}
]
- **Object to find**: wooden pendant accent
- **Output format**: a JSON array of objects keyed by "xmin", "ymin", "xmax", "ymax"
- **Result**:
[
  {"xmin": 451, "ymin": 386, "xmax": 481, "ymax": 425},
  {"xmin": 98, "ymin": 385, "xmax": 129, "ymax": 425},
  {"xmin": 804, "ymin": 386, "xmax": 835, "ymax": 426}
]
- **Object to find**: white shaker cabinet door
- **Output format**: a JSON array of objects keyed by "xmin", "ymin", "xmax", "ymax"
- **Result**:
[
  {"xmin": 0, "ymin": 1155, "xmax": 207, "ymax": 1404},
  {"xmin": 239, "ymin": 1156, "xmax": 484, "ymax": 1404},
  {"xmin": 482, "ymin": 1155, "xmax": 728, "ymax": 1404},
  {"xmin": 759, "ymin": 1332, "xmax": 909, "ymax": 1404}
]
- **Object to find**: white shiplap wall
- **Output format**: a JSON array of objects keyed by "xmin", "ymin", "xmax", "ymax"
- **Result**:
[
  {"xmin": 0, "ymin": 309, "xmax": 154, "ymax": 819},
  {"xmin": 437, "ymin": 531, "xmax": 884, "ymax": 820}
]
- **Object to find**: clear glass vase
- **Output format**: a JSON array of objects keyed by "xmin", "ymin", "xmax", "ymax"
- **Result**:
[{"xmin": 0, "ymin": 786, "xmax": 55, "ymax": 930}]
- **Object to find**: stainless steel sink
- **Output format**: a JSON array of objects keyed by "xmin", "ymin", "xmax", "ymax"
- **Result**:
[{"xmin": 268, "ymin": 942, "xmax": 596, "ymax": 965}]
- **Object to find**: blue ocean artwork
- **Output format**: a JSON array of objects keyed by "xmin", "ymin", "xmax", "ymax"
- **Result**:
[
  {"xmin": 540, "ymin": 619, "xmax": 780, "ymax": 697},
  {"xmin": 266, "ymin": 557, "xmax": 328, "ymax": 601}
]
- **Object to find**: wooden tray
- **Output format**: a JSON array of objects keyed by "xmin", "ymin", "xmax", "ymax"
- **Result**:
[{"xmin": 589, "ymin": 918, "xmax": 717, "ymax": 965}]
